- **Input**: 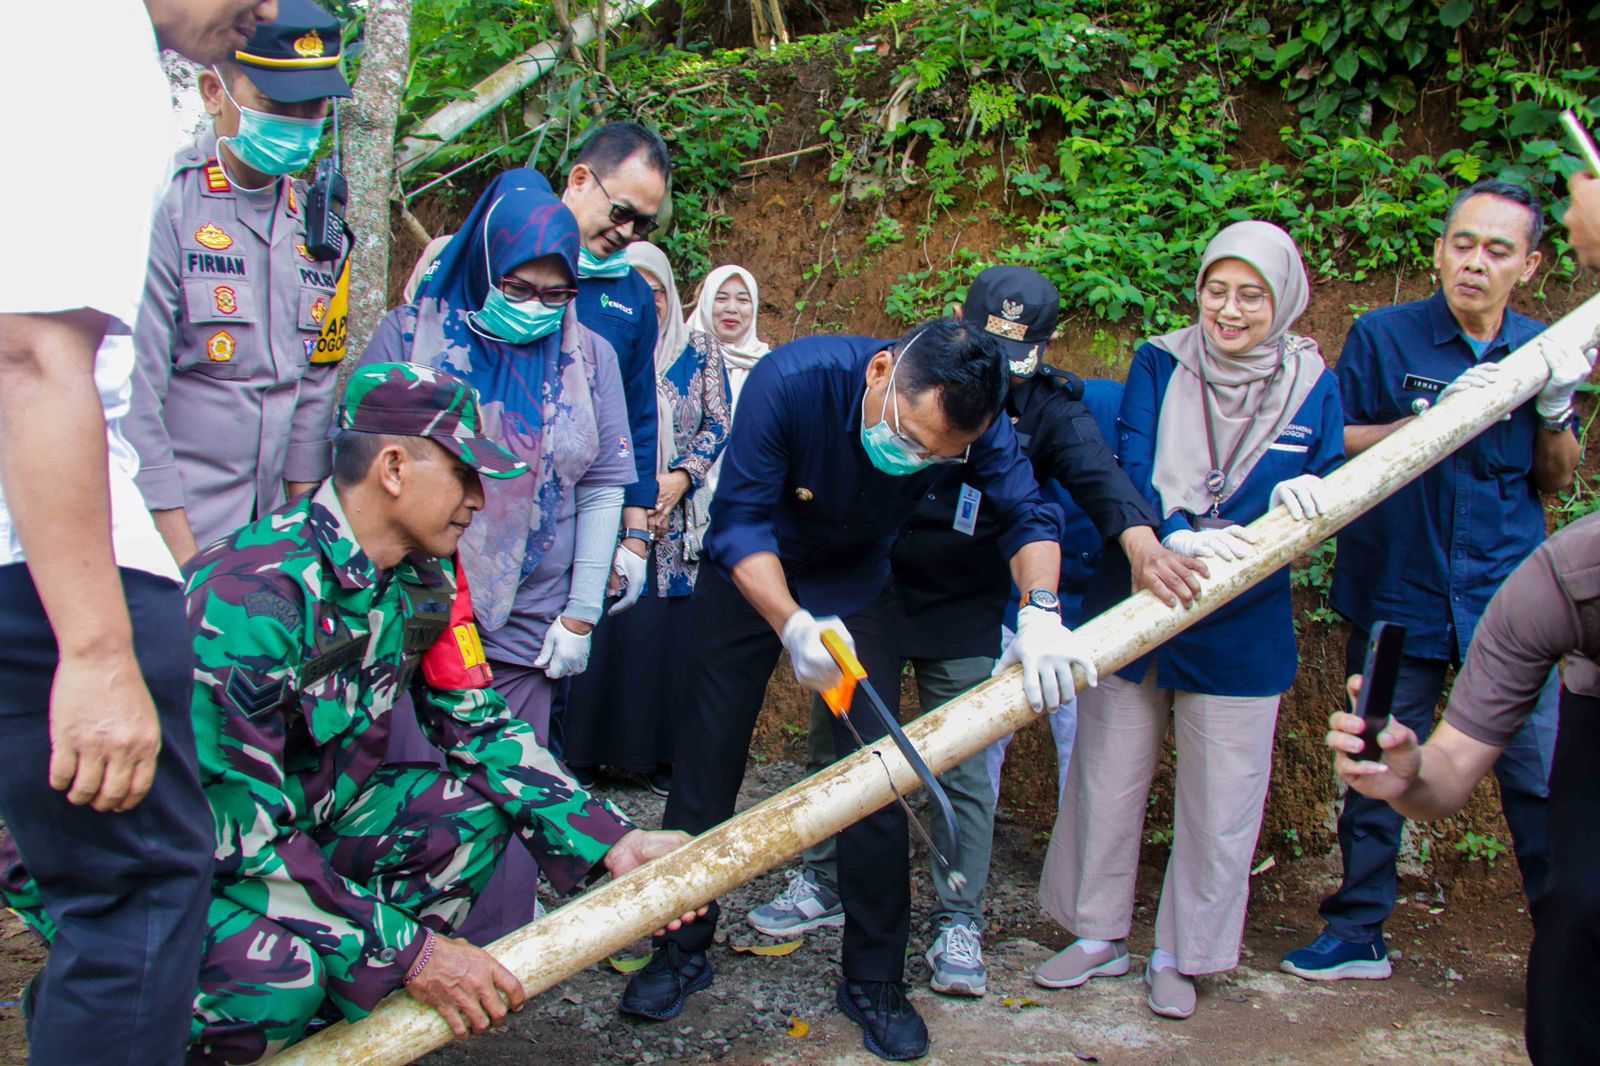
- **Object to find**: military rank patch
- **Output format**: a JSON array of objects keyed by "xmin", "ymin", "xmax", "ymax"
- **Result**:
[
  {"xmin": 225, "ymin": 667, "xmax": 286, "ymax": 718},
  {"xmin": 243, "ymin": 590, "xmax": 302, "ymax": 630},
  {"xmin": 204, "ymin": 160, "xmax": 230, "ymax": 193},
  {"xmin": 213, "ymin": 285, "xmax": 238, "ymax": 315},
  {"xmin": 195, "ymin": 222, "xmax": 234, "ymax": 250},
  {"xmin": 310, "ymin": 297, "xmax": 327, "ymax": 324},
  {"xmin": 207, "ymin": 330, "xmax": 237, "ymax": 362}
]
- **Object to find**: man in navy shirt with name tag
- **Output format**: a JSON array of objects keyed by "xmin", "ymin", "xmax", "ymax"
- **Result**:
[
  {"xmin": 1282, "ymin": 180, "xmax": 1590, "ymax": 982},
  {"xmin": 619, "ymin": 319, "xmax": 1086, "ymax": 1060}
]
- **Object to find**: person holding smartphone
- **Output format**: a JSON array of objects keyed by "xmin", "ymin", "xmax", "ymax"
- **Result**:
[
  {"xmin": 1325, "ymin": 510, "xmax": 1600, "ymax": 1065},
  {"xmin": 1283, "ymin": 180, "xmax": 1586, "ymax": 983}
]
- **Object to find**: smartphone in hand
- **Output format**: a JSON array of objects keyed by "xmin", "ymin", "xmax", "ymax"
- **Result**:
[{"xmin": 1353, "ymin": 621, "xmax": 1407, "ymax": 762}]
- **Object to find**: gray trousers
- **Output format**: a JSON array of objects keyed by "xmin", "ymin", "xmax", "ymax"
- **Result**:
[{"xmin": 803, "ymin": 655, "xmax": 996, "ymax": 924}]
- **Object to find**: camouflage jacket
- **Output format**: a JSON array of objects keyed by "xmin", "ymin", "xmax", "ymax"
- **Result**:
[{"xmin": 184, "ymin": 481, "xmax": 632, "ymax": 1005}]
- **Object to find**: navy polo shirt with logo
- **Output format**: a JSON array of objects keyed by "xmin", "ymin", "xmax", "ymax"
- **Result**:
[
  {"xmin": 1330, "ymin": 289, "xmax": 1560, "ymax": 660},
  {"xmin": 705, "ymin": 335, "xmax": 1062, "ymax": 619},
  {"xmin": 576, "ymin": 271, "xmax": 659, "ymax": 509}
]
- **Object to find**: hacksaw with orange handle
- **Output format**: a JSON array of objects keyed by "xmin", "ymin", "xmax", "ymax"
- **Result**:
[{"xmin": 820, "ymin": 629, "xmax": 967, "ymax": 892}]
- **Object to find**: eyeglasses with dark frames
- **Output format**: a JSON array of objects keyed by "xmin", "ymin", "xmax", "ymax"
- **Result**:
[
  {"xmin": 589, "ymin": 169, "xmax": 661, "ymax": 238},
  {"xmin": 497, "ymin": 276, "xmax": 578, "ymax": 307}
]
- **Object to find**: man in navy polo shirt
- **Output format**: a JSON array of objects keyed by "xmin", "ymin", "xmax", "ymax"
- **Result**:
[
  {"xmin": 1282, "ymin": 180, "xmax": 1589, "ymax": 982},
  {"xmin": 619, "ymin": 319, "xmax": 1088, "ymax": 1060},
  {"xmin": 556, "ymin": 123, "xmax": 664, "ymax": 616}
]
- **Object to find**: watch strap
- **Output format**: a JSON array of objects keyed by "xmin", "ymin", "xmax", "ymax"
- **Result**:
[{"xmin": 622, "ymin": 527, "xmax": 654, "ymax": 543}]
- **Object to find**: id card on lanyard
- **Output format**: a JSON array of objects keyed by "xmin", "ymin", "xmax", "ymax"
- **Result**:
[{"xmin": 953, "ymin": 484, "xmax": 981, "ymax": 536}]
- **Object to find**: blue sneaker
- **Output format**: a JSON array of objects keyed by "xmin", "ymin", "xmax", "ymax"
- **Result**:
[{"xmin": 1280, "ymin": 932, "xmax": 1392, "ymax": 981}]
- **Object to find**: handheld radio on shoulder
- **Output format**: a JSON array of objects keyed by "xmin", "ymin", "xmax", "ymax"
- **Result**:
[{"xmin": 304, "ymin": 101, "xmax": 348, "ymax": 263}]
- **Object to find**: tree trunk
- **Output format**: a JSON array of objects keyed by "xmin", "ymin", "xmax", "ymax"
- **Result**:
[{"xmin": 340, "ymin": 0, "xmax": 412, "ymax": 380}]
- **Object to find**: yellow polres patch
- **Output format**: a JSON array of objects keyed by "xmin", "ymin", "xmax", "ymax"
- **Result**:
[
  {"xmin": 213, "ymin": 285, "xmax": 237, "ymax": 314},
  {"xmin": 293, "ymin": 29, "xmax": 325, "ymax": 58},
  {"xmin": 195, "ymin": 222, "xmax": 234, "ymax": 251},
  {"xmin": 207, "ymin": 331, "xmax": 236, "ymax": 362}
]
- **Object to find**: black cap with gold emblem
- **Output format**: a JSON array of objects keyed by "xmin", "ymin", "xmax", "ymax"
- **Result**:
[
  {"xmin": 234, "ymin": 0, "xmax": 352, "ymax": 104},
  {"xmin": 963, "ymin": 265, "xmax": 1060, "ymax": 378}
]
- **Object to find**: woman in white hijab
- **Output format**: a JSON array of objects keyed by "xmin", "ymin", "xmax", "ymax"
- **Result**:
[
  {"xmin": 565, "ymin": 242, "xmax": 732, "ymax": 795},
  {"xmin": 1031, "ymin": 221, "xmax": 1346, "ymax": 1020},
  {"xmin": 687, "ymin": 265, "xmax": 770, "ymax": 411}
]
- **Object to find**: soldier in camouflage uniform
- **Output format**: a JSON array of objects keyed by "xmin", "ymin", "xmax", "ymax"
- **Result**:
[{"xmin": 174, "ymin": 361, "xmax": 698, "ymax": 1063}]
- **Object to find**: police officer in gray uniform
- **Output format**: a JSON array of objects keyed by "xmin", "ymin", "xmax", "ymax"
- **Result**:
[{"xmin": 127, "ymin": 0, "xmax": 352, "ymax": 563}]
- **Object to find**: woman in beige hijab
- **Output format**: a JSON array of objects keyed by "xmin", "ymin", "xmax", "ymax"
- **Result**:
[{"xmin": 1031, "ymin": 221, "xmax": 1346, "ymax": 1019}]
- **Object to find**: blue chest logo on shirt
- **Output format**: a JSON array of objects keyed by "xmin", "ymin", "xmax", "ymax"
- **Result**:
[{"xmin": 599, "ymin": 293, "xmax": 636, "ymax": 317}]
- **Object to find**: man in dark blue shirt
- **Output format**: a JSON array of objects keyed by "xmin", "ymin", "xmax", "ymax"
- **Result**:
[
  {"xmin": 556, "ymin": 123, "xmax": 664, "ymax": 612},
  {"xmin": 1283, "ymin": 180, "xmax": 1586, "ymax": 982},
  {"xmin": 619, "ymin": 320, "xmax": 1085, "ymax": 1060},
  {"xmin": 744, "ymin": 270, "xmax": 1204, "ymax": 1002}
]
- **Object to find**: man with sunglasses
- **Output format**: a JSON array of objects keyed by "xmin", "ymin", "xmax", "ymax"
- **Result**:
[
  {"xmin": 619, "ymin": 319, "xmax": 1092, "ymax": 1061},
  {"xmin": 125, "ymin": 0, "xmax": 352, "ymax": 565},
  {"xmin": 557, "ymin": 123, "xmax": 669, "ymax": 621}
]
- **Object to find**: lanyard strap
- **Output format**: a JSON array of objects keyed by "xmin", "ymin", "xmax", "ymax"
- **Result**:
[{"xmin": 1199, "ymin": 353, "xmax": 1286, "ymax": 516}]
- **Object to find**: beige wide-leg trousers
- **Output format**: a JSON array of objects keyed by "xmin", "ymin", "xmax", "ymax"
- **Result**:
[{"xmin": 1038, "ymin": 671, "xmax": 1280, "ymax": 975}]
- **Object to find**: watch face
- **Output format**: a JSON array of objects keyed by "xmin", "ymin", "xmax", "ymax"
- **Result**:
[{"xmin": 1026, "ymin": 590, "xmax": 1060, "ymax": 610}]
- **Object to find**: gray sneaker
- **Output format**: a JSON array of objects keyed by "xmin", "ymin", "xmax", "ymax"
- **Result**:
[
  {"xmin": 746, "ymin": 869, "xmax": 845, "ymax": 936},
  {"xmin": 926, "ymin": 916, "xmax": 987, "ymax": 997}
]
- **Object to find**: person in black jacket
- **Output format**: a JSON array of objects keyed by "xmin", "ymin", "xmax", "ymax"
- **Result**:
[{"xmin": 744, "ymin": 266, "xmax": 1207, "ymax": 998}]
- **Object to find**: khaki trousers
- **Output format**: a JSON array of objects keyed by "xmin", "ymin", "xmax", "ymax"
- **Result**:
[{"xmin": 1038, "ymin": 671, "xmax": 1279, "ymax": 975}]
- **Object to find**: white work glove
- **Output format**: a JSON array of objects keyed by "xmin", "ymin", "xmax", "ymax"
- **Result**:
[
  {"xmin": 990, "ymin": 605, "xmax": 1097, "ymax": 713},
  {"xmin": 1436, "ymin": 361, "xmax": 1512, "ymax": 421},
  {"xmin": 534, "ymin": 618, "xmax": 591, "ymax": 679},
  {"xmin": 1437, "ymin": 361, "xmax": 1504, "ymax": 402},
  {"xmin": 781, "ymin": 610, "xmax": 855, "ymax": 692},
  {"xmin": 1536, "ymin": 343, "xmax": 1598, "ymax": 419},
  {"xmin": 1161, "ymin": 524, "xmax": 1261, "ymax": 561},
  {"xmin": 1269, "ymin": 474, "xmax": 1327, "ymax": 521},
  {"xmin": 607, "ymin": 543, "xmax": 648, "ymax": 616}
]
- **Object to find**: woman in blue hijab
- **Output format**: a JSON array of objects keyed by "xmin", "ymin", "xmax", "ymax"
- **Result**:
[{"xmin": 359, "ymin": 168, "xmax": 637, "ymax": 943}]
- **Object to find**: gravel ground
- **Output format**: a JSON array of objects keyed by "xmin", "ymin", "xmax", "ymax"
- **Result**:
[{"xmin": 407, "ymin": 760, "xmax": 1531, "ymax": 1066}]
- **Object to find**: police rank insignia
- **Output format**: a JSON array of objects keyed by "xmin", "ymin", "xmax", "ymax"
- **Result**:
[
  {"xmin": 294, "ymin": 29, "xmax": 325, "ymax": 57},
  {"xmin": 195, "ymin": 222, "xmax": 234, "ymax": 250},
  {"xmin": 286, "ymin": 182, "xmax": 298, "ymax": 215},
  {"xmin": 310, "ymin": 297, "xmax": 327, "ymax": 324},
  {"xmin": 204, "ymin": 161, "xmax": 230, "ymax": 193},
  {"xmin": 213, "ymin": 285, "xmax": 238, "ymax": 314},
  {"xmin": 207, "ymin": 330, "xmax": 237, "ymax": 362}
]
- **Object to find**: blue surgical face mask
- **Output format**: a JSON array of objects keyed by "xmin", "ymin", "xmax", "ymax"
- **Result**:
[
  {"xmin": 218, "ymin": 73, "xmax": 326, "ymax": 177},
  {"xmin": 578, "ymin": 246, "xmax": 632, "ymax": 279},
  {"xmin": 860, "ymin": 351, "xmax": 933, "ymax": 476},
  {"xmin": 474, "ymin": 287, "xmax": 565, "ymax": 345}
]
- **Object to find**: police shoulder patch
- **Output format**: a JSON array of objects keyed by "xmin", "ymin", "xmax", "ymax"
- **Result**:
[
  {"xmin": 204, "ymin": 160, "xmax": 230, "ymax": 194},
  {"xmin": 243, "ymin": 590, "xmax": 302, "ymax": 630}
]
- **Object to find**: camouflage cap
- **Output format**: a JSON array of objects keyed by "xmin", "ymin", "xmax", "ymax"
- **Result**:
[{"xmin": 338, "ymin": 362, "xmax": 529, "ymax": 479}]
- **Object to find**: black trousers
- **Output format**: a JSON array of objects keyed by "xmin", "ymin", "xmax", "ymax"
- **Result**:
[
  {"xmin": 1525, "ymin": 688, "xmax": 1600, "ymax": 1065},
  {"xmin": 661, "ymin": 565, "xmax": 909, "ymax": 981},
  {"xmin": 0, "ymin": 564, "xmax": 214, "ymax": 1066}
]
